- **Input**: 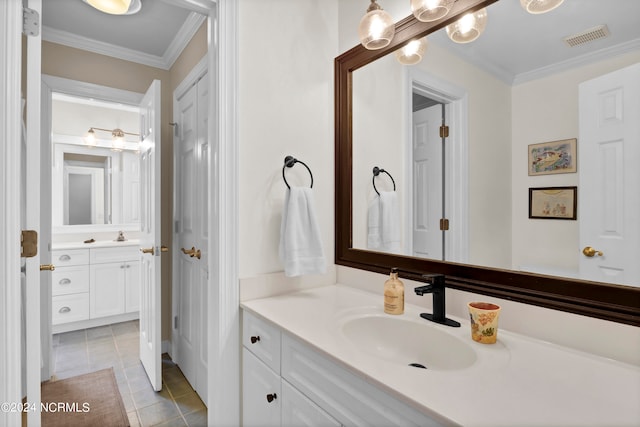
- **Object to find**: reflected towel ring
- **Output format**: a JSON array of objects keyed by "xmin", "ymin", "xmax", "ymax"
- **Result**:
[
  {"xmin": 283, "ymin": 155, "xmax": 314, "ymax": 189},
  {"xmin": 372, "ymin": 166, "xmax": 396, "ymax": 196}
]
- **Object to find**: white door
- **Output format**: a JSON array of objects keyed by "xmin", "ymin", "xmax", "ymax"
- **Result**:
[
  {"xmin": 139, "ymin": 79, "xmax": 163, "ymax": 391},
  {"xmin": 173, "ymin": 73, "xmax": 209, "ymax": 401},
  {"xmin": 578, "ymin": 62, "xmax": 640, "ymax": 286},
  {"xmin": 24, "ymin": 1, "xmax": 44, "ymax": 425},
  {"xmin": 412, "ymin": 104, "xmax": 443, "ymax": 259}
]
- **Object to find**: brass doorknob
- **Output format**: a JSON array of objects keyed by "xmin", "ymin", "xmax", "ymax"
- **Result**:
[
  {"xmin": 582, "ymin": 246, "xmax": 603, "ymax": 257},
  {"xmin": 161, "ymin": 245, "xmax": 169, "ymax": 253},
  {"xmin": 140, "ymin": 247, "xmax": 155, "ymax": 255},
  {"xmin": 40, "ymin": 264, "xmax": 55, "ymax": 271},
  {"xmin": 181, "ymin": 247, "xmax": 201, "ymax": 260}
]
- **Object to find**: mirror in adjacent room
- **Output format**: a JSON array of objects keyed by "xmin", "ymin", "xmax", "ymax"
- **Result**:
[
  {"xmin": 51, "ymin": 92, "xmax": 141, "ymax": 232},
  {"xmin": 350, "ymin": 0, "xmax": 640, "ymax": 287}
]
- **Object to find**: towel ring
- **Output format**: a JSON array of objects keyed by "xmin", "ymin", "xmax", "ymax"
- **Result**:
[
  {"xmin": 283, "ymin": 155, "xmax": 314, "ymax": 189},
  {"xmin": 372, "ymin": 166, "xmax": 396, "ymax": 196}
]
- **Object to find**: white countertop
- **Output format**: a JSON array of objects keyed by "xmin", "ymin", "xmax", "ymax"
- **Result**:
[
  {"xmin": 52, "ymin": 239, "xmax": 140, "ymax": 250},
  {"xmin": 241, "ymin": 284, "xmax": 640, "ymax": 427}
]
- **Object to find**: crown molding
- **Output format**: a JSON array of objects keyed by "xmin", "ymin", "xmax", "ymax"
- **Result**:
[
  {"xmin": 42, "ymin": 12, "xmax": 205, "ymax": 70},
  {"xmin": 513, "ymin": 38, "xmax": 640, "ymax": 85}
]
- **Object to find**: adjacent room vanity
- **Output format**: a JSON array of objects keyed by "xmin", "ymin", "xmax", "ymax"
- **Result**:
[
  {"xmin": 51, "ymin": 240, "xmax": 140, "ymax": 333},
  {"xmin": 241, "ymin": 285, "xmax": 640, "ymax": 427}
]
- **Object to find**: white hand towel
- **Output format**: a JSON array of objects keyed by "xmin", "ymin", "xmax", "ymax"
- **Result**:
[
  {"xmin": 380, "ymin": 191, "xmax": 401, "ymax": 253},
  {"xmin": 367, "ymin": 197, "xmax": 382, "ymax": 249},
  {"xmin": 279, "ymin": 187, "xmax": 326, "ymax": 277}
]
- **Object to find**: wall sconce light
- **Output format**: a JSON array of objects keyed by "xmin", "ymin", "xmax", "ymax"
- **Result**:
[
  {"xmin": 82, "ymin": 0, "xmax": 142, "ymax": 15},
  {"xmin": 359, "ymin": 0, "xmax": 395, "ymax": 50},
  {"xmin": 446, "ymin": 8, "xmax": 488, "ymax": 43},
  {"xmin": 395, "ymin": 37, "xmax": 428, "ymax": 65},
  {"xmin": 85, "ymin": 127, "xmax": 139, "ymax": 151},
  {"xmin": 520, "ymin": 0, "xmax": 564, "ymax": 14},
  {"xmin": 411, "ymin": 0, "xmax": 454, "ymax": 22}
]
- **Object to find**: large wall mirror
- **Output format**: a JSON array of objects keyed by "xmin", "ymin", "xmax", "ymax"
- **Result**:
[
  {"xmin": 336, "ymin": 0, "xmax": 640, "ymax": 325},
  {"xmin": 50, "ymin": 89, "xmax": 141, "ymax": 234}
]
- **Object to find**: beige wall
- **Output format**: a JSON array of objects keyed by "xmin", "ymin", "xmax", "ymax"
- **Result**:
[
  {"xmin": 238, "ymin": 0, "xmax": 339, "ymax": 279},
  {"xmin": 42, "ymin": 22, "xmax": 207, "ymax": 342}
]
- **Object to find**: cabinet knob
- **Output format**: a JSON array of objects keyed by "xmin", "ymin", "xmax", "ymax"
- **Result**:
[
  {"xmin": 250, "ymin": 336, "xmax": 260, "ymax": 344},
  {"xmin": 266, "ymin": 393, "xmax": 277, "ymax": 403},
  {"xmin": 40, "ymin": 264, "xmax": 55, "ymax": 271},
  {"xmin": 141, "ymin": 247, "xmax": 155, "ymax": 255},
  {"xmin": 59, "ymin": 306, "xmax": 71, "ymax": 314}
]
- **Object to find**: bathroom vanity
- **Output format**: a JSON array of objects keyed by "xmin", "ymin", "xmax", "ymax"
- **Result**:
[
  {"xmin": 51, "ymin": 240, "xmax": 140, "ymax": 333},
  {"xmin": 241, "ymin": 285, "xmax": 640, "ymax": 427}
]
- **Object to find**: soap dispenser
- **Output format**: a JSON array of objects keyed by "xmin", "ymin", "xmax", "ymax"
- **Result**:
[{"xmin": 384, "ymin": 267, "xmax": 404, "ymax": 315}]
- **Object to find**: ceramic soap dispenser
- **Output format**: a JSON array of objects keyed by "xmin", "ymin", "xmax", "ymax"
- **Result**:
[{"xmin": 384, "ymin": 267, "xmax": 404, "ymax": 315}]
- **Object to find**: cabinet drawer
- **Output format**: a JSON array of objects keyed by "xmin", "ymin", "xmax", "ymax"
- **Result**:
[
  {"xmin": 90, "ymin": 246, "xmax": 139, "ymax": 264},
  {"xmin": 51, "ymin": 249, "xmax": 89, "ymax": 267},
  {"xmin": 52, "ymin": 293, "xmax": 89, "ymax": 325},
  {"xmin": 243, "ymin": 310, "xmax": 281, "ymax": 374},
  {"xmin": 51, "ymin": 266, "xmax": 89, "ymax": 296}
]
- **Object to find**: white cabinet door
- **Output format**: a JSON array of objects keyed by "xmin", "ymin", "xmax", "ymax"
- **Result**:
[
  {"xmin": 125, "ymin": 261, "xmax": 140, "ymax": 313},
  {"xmin": 90, "ymin": 263, "xmax": 126, "ymax": 318},
  {"xmin": 243, "ymin": 348, "xmax": 281, "ymax": 427},
  {"xmin": 281, "ymin": 380, "xmax": 341, "ymax": 427}
]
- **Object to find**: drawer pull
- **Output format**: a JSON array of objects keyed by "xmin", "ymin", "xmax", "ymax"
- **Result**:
[
  {"xmin": 59, "ymin": 278, "xmax": 71, "ymax": 285},
  {"xmin": 59, "ymin": 306, "xmax": 71, "ymax": 314},
  {"xmin": 266, "ymin": 393, "xmax": 277, "ymax": 403},
  {"xmin": 250, "ymin": 336, "xmax": 260, "ymax": 344},
  {"xmin": 58, "ymin": 255, "xmax": 71, "ymax": 261}
]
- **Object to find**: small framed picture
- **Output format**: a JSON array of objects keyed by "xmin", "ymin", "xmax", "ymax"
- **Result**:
[
  {"xmin": 528, "ymin": 138, "xmax": 577, "ymax": 176},
  {"xmin": 529, "ymin": 186, "xmax": 577, "ymax": 220}
]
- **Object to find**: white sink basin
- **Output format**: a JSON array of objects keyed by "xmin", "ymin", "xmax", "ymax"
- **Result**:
[{"xmin": 340, "ymin": 314, "xmax": 477, "ymax": 371}]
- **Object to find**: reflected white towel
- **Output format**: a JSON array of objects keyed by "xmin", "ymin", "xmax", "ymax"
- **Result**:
[
  {"xmin": 368, "ymin": 191, "xmax": 401, "ymax": 253},
  {"xmin": 279, "ymin": 187, "xmax": 326, "ymax": 277}
]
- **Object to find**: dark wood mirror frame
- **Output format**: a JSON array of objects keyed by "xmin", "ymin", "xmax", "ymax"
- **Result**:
[{"xmin": 334, "ymin": 0, "xmax": 639, "ymax": 326}]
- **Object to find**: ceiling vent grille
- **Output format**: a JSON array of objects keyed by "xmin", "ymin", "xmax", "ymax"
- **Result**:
[{"xmin": 564, "ymin": 25, "xmax": 610, "ymax": 47}]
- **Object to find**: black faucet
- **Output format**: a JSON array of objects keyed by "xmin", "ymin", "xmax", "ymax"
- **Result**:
[{"xmin": 414, "ymin": 274, "xmax": 461, "ymax": 327}]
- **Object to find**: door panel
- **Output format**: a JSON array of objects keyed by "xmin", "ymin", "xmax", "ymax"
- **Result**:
[
  {"xmin": 138, "ymin": 80, "xmax": 162, "ymax": 391},
  {"xmin": 412, "ymin": 104, "xmax": 443, "ymax": 259},
  {"xmin": 579, "ymin": 63, "xmax": 640, "ymax": 286}
]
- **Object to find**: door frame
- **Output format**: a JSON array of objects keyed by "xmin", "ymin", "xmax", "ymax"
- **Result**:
[
  {"xmin": 0, "ymin": 1, "xmax": 24, "ymax": 425},
  {"xmin": 404, "ymin": 67, "xmax": 469, "ymax": 263},
  {"xmin": 0, "ymin": 0, "xmax": 240, "ymax": 425}
]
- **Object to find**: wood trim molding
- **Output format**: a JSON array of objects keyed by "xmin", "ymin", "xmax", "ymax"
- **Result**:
[{"xmin": 334, "ymin": 0, "xmax": 640, "ymax": 327}]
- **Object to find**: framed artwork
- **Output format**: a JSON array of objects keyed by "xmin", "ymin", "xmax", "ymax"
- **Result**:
[
  {"xmin": 528, "ymin": 138, "xmax": 577, "ymax": 176},
  {"xmin": 529, "ymin": 186, "xmax": 577, "ymax": 220}
]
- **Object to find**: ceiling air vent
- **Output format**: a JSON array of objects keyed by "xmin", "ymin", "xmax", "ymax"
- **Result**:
[{"xmin": 564, "ymin": 25, "xmax": 610, "ymax": 47}]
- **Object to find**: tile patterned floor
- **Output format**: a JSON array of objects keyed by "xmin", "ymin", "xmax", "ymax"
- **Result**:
[{"xmin": 52, "ymin": 320, "xmax": 207, "ymax": 426}]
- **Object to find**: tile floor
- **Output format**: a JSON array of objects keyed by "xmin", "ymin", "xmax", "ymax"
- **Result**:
[{"xmin": 52, "ymin": 320, "xmax": 207, "ymax": 426}]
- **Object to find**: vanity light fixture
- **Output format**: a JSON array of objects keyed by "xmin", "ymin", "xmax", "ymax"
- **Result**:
[
  {"xmin": 520, "ymin": 0, "xmax": 564, "ymax": 14},
  {"xmin": 85, "ymin": 127, "xmax": 139, "ymax": 152},
  {"xmin": 445, "ymin": 8, "xmax": 487, "ymax": 43},
  {"xmin": 411, "ymin": 0, "xmax": 454, "ymax": 22},
  {"xmin": 358, "ymin": 0, "xmax": 396, "ymax": 50},
  {"xmin": 395, "ymin": 37, "xmax": 428, "ymax": 65},
  {"xmin": 82, "ymin": 0, "xmax": 142, "ymax": 15}
]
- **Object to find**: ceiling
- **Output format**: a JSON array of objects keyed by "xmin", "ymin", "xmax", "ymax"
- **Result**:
[
  {"xmin": 427, "ymin": 0, "xmax": 640, "ymax": 84},
  {"xmin": 41, "ymin": 0, "xmax": 205, "ymax": 70}
]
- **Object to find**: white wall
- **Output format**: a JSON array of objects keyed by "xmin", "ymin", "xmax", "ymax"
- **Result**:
[
  {"xmin": 511, "ymin": 51, "xmax": 640, "ymax": 272},
  {"xmin": 238, "ymin": 0, "xmax": 338, "ymax": 281}
]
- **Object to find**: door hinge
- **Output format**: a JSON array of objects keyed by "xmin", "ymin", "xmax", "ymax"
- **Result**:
[
  {"xmin": 439, "ymin": 218, "xmax": 450, "ymax": 231},
  {"xmin": 174, "ymin": 316, "xmax": 178, "ymax": 329},
  {"xmin": 23, "ymin": 7, "xmax": 40, "ymax": 37},
  {"xmin": 439, "ymin": 125, "xmax": 449, "ymax": 138},
  {"xmin": 21, "ymin": 230, "xmax": 38, "ymax": 258}
]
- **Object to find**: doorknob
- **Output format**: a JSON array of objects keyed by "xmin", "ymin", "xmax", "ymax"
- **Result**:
[
  {"xmin": 582, "ymin": 246, "xmax": 603, "ymax": 257},
  {"xmin": 181, "ymin": 247, "xmax": 201, "ymax": 259},
  {"xmin": 40, "ymin": 264, "xmax": 55, "ymax": 271},
  {"xmin": 140, "ymin": 247, "xmax": 155, "ymax": 255},
  {"xmin": 161, "ymin": 245, "xmax": 169, "ymax": 253}
]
